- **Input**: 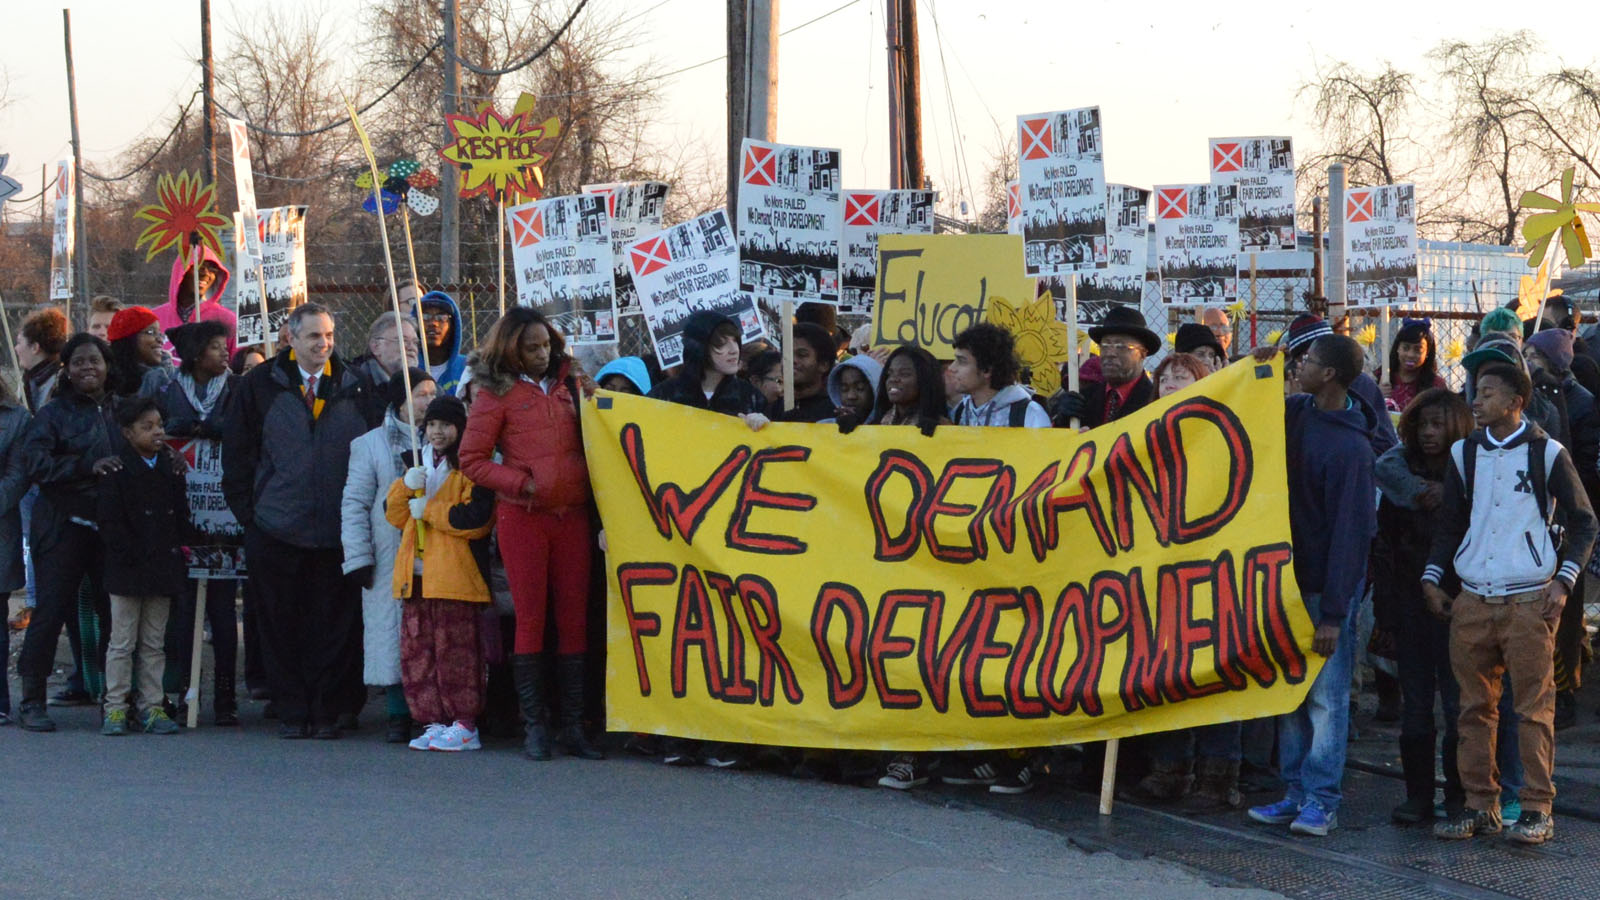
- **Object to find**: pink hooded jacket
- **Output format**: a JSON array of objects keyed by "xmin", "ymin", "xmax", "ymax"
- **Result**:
[{"xmin": 153, "ymin": 244, "xmax": 238, "ymax": 363}]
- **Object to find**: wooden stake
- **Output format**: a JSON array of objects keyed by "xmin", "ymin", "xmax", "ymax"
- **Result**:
[
  {"xmin": 782, "ymin": 300, "xmax": 795, "ymax": 410},
  {"xmin": 1065, "ymin": 274, "xmax": 1080, "ymax": 426},
  {"xmin": 497, "ymin": 196, "xmax": 507, "ymax": 315},
  {"xmin": 186, "ymin": 578, "xmax": 208, "ymax": 729},
  {"xmin": 1099, "ymin": 735, "xmax": 1120, "ymax": 815},
  {"xmin": 0, "ymin": 290, "xmax": 23, "ymax": 395},
  {"xmin": 1248, "ymin": 252, "xmax": 1259, "ymax": 349}
]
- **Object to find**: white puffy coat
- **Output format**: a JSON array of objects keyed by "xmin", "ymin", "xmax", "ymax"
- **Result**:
[{"xmin": 341, "ymin": 414, "xmax": 416, "ymax": 686}]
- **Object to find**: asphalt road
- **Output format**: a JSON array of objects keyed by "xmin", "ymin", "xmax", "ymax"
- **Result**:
[{"xmin": 0, "ymin": 707, "xmax": 1283, "ymax": 899}]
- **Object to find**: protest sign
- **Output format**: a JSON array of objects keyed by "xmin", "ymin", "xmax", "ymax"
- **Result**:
[
  {"xmin": 233, "ymin": 205, "xmax": 307, "ymax": 346},
  {"xmin": 584, "ymin": 360, "xmax": 1320, "ymax": 750},
  {"xmin": 1345, "ymin": 184, "xmax": 1418, "ymax": 306},
  {"xmin": 584, "ymin": 181, "xmax": 670, "ymax": 318},
  {"xmin": 987, "ymin": 293, "xmax": 1072, "ymax": 395},
  {"xmin": 736, "ymin": 138, "xmax": 843, "ymax": 305},
  {"xmin": 1210, "ymin": 138, "xmax": 1295, "ymax": 253},
  {"xmin": 839, "ymin": 189, "xmax": 936, "ymax": 317},
  {"xmin": 506, "ymin": 194, "xmax": 617, "ymax": 344},
  {"xmin": 628, "ymin": 209, "xmax": 764, "ymax": 369},
  {"xmin": 49, "ymin": 159, "xmax": 74, "ymax": 301},
  {"xmin": 1016, "ymin": 107, "xmax": 1108, "ymax": 276},
  {"xmin": 1078, "ymin": 184, "xmax": 1149, "ymax": 305},
  {"xmin": 871, "ymin": 233, "xmax": 1035, "ymax": 360},
  {"xmin": 171, "ymin": 437, "xmax": 245, "ymax": 579},
  {"xmin": 228, "ymin": 118, "xmax": 262, "ymax": 262},
  {"xmin": 0, "ymin": 155, "xmax": 21, "ymax": 204},
  {"xmin": 437, "ymin": 107, "xmax": 561, "ymax": 201},
  {"xmin": 134, "ymin": 170, "xmax": 228, "ymax": 263},
  {"xmin": 1154, "ymin": 184, "xmax": 1239, "ymax": 305}
]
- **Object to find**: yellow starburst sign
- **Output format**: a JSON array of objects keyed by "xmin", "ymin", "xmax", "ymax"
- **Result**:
[
  {"xmin": 133, "ymin": 170, "xmax": 229, "ymax": 262},
  {"xmin": 1515, "ymin": 254, "xmax": 1555, "ymax": 321},
  {"xmin": 986, "ymin": 293, "xmax": 1072, "ymax": 395},
  {"xmin": 437, "ymin": 106, "xmax": 561, "ymax": 201}
]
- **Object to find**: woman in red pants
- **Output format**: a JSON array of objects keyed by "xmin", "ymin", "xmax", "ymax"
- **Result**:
[{"xmin": 459, "ymin": 308, "xmax": 602, "ymax": 761}]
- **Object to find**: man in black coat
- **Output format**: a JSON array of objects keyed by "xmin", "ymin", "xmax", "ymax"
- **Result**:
[
  {"xmin": 223, "ymin": 303, "xmax": 372, "ymax": 739},
  {"xmin": 1049, "ymin": 305, "xmax": 1161, "ymax": 429}
]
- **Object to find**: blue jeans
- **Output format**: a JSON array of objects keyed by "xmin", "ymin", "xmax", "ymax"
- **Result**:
[
  {"xmin": 1277, "ymin": 594, "xmax": 1359, "ymax": 813},
  {"xmin": 19, "ymin": 486, "xmax": 35, "ymax": 609}
]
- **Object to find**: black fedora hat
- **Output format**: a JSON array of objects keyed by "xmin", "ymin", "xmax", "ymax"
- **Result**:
[
  {"xmin": 1088, "ymin": 305, "xmax": 1161, "ymax": 355},
  {"xmin": 1173, "ymin": 322, "xmax": 1224, "ymax": 360}
]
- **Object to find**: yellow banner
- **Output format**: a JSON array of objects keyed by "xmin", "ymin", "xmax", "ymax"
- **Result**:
[{"xmin": 584, "ymin": 360, "xmax": 1321, "ymax": 751}]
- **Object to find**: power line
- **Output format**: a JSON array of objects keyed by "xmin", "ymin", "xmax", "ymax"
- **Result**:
[
  {"xmin": 452, "ymin": 0, "xmax": 592, "ymax": 77},
  {"xmin": 216, "ymin": 36, "xmax": 444, "ymax": 139},
  {"xmin": 81, "ymin": 90, "xmax": 202, "ymax": 184}
]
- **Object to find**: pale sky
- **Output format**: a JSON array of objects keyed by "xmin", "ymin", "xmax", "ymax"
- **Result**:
[{"xmin": 2, "ymin": 0, "xmax": 1594, "ymax": 220}]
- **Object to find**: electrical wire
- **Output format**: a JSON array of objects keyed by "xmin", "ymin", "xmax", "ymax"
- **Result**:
[
  {"xmin": 452, "ymin": 0, "xmax": 591, "ymax": 76},
  {"xmin": 922, "ymin": 0, "xmax": 976, "ymax": 219},
  {"xmin": 216, "ymin": 36, "xmax": 444, "ymax": 138},
  {"xmin": 80, "ymin": 90, "xmax": 201, "ymax": 184}
]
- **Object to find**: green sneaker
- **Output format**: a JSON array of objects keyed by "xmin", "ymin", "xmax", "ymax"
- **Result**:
[
  {"xmin": 142, "ymin": 708, "xmax": 181, "ymax": 735},
  {"xmin": 101, "ymin": 709, "xmax": 128, "ymax": 736}
]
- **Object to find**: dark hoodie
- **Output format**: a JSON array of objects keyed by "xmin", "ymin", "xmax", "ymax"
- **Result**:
[
  {"xmin": 646, "ymin": 311, "xmax": 766, "ymax": 416},
  {"xmin": 419, "ymin": 291, "xmax": 467, "ymax": 395},
  {"xmin": 154, "ymin": 245, "xmax": 236, "ymax": 363},
  {"xmin": 1285, "ymin": 390, "xmax": 1380, "ymax": 624}
]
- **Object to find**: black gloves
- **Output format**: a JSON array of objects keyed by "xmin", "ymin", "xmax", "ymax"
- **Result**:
[
  {"xmin": 348, "ymin": 565, "xmax": 375, "ymax": 590},
  {"xmin": 1049, "ymin": 390, "xmax": 1087, "ymax": 425}
]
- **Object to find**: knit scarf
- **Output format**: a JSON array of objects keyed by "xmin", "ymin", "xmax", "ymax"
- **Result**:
[
  {"xmin": 177, "ymin": 372, "xmax": 226, "ymax": 420},
  {"xmin": 382, "ymin": 409, "xmax": 418, "ymax": 478}
]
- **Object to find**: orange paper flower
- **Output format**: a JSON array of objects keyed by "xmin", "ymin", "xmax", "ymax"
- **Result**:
[{"xmin": 134, "ymin": 171, "xmax": 228, "ymax": 262}]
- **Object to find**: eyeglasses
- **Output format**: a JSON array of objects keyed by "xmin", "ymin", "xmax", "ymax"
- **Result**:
[
  {"xmin": 1099, "ymin": 339, "xmax": 1143, "ymax": 354},
  {"xmin": 423, "ymin": 313, "xmax": 452, "ymax": 324}
]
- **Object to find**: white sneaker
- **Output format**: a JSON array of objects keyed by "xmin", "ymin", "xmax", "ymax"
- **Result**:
[
  {"xmin": 408, "ymin": 723, "xmax": 447, "ymax": 751},
  {"xmin": 429, "ymin": 721, "xmax": 482, "ymax": 752}
]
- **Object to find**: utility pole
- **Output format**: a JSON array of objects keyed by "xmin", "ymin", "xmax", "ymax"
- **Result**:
[
  {"xmin": 1328, "ymin": 163, "xmax": 1347, "ymax": 324},
  {"xmin": 62, "ymin": 9, "xmax": 88, "ymax": 311},
  {"xmin": 885, "ymin": 0, "xmax": 923, "ymax": 190},
  {"xmin": 201, "ymin": 0, "xmax": 216, "ymax": 187},
  {"xmin": 726, "ymin": 0, "xmax": 778, "ymax": 212},
  {"xmin": 440, "ymin": 0, "xmax": 461, "ymax": 284}
]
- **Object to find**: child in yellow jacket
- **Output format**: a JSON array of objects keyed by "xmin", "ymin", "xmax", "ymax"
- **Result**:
[{"xmin": 385, "ymin": 395, "xmax": 495, "ymax": 751}]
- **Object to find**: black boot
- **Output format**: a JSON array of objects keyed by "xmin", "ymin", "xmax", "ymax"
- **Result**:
[
  {"xmin": 1392, "ymin": 733, "xmax": 1436, "ymax": 824},
  {"xmin": 555, "ymin": 655, "xmax": 605, "ymax": 760},
  {"xmin": 213, "ymin": 672, "xmax": 239, "ymax": 727},
  {"xmin": 386, "ymin": 714, "xmax": 413, "ymax": 744},
  {"xmin": 512, "ymin": 654, "xmax": 552, "ymax": 760},
  {"xmin": 17, "ymin": 677, "xmax": 55, "ymax": 732}
]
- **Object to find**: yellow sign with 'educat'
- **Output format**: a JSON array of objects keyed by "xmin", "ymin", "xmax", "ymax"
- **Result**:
[
  {"xmin": 871, "ymin": 233, "xmax": 1037, "ymax": 360},
  {"xmin": 583, "ymin": 360, "xmax": 1323, "ymax": 751}
]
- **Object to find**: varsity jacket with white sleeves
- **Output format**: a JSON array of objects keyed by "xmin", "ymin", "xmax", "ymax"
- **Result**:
[{"xmin": 1423, "ymin": 421, "xmax": 1598, "ymax": 597}]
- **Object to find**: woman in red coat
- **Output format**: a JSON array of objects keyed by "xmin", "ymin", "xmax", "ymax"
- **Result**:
[{"xmin": 458, "ymin": 309, "xmax": 602, "ymax": 761}]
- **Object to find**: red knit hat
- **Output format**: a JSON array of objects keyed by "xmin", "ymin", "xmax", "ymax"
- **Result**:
[{"xmin": 107, "ymin": 306, "xmax": 159, "ymax": 343}]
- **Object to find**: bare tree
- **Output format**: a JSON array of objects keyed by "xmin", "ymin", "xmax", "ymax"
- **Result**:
[
  {"xmin": 1297, "ymin": 61, "xmax": 1421, "ymax": 194},
  {"xmin": 974, "ymin": 135, "xmax": 1016, "ymax": 234}
]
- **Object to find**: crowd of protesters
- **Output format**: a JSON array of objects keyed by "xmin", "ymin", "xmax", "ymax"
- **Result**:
[{"xmin": 3, "ymin": 247, "xmax": 1597, "ymax": 848}]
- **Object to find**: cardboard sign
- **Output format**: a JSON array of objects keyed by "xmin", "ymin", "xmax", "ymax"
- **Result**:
[
  {"xmin": 839, "ymin": 189, "xmax": 936, "ymax": 317},
  {"xmin": 1345, "ymin": 184, "xmax": 1419, "ymax": 306},
  {"xmin": 437, "ymin": 108, "xmax": 561, "ymax": 200},
  {"xmin": 49, "ymin": 159, "xmax": 74, "ymax": 301},
  {"xmin": 232, "ymin": 206, "xmax": 307, "ymax": 346},
  {"xmin": 871, "ymin": 234, "xmax": 1035, "ymax": 360},
  {"xmin": 1016, "ymin": 107, "xmax": 1108, "ymax": 276},
  {"xmin": 628, "ymin": 209, "xmax": 764, "ymax": 369},
  {"xmin": 736, "ymin": 138, "xmax": 843, "ymax": 306},
  {"xmin": 1210, "ymin": 137, "xmax": 1295, "ymax": 253},
  {"xmin": 228, "ymin": 118, "xmax": 262, "ymax": 262},
  {"xmin": 583, "ymin": 181, "xmax": 670, "ymax": 318},
  {"xmin": 584, "ymin": 361, "xmax": 1320, "ymax": 750},
  {"xmin": 171, "ymin": 437, "xmax": 245, "ymax": 580},
  {"xmin": 1154, "ymin": 184, "xmax": 1239, "ymax": 305},
  {"xmin": 1078, "ymin": 184, "xmax": 1149, "ymax": 306},
  {"xmin": 506, "ymin": 193, "xmax": 617, "ymax": 344}
]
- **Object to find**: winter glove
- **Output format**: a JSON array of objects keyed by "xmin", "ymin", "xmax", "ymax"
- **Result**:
[
  {"xmin": 408, "ymin": 497, "xmax": 428, "ymax": 520},
  {"xmin": 1049, "ymin": 390, "xmax": 1086, "ymax": 425},
  {"xmin": 403, "ymin": 466, "xmax": 427, "ymax": 491},
  {"xmin": 348, "ymin": 565, "xmax": 375, "ymax": 590}
]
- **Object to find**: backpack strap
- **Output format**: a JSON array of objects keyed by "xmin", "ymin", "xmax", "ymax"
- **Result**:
[
  {"xmin": 1008, "ymin": 398, "xmax": 1032, "ymax": 428},
  {"xmin": 1533, "ymin": 436, "xmax": 1558, "ymax": 524},
  {"xmin": 1456, "ymin": 438, "xmax": 1475, "ymax": 511}
]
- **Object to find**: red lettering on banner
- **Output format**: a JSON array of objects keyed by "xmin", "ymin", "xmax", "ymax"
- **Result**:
[
  {"xmin": 960, "ymin": 590, "xmax": 1018, "ymax": 717},
  {"xmin": 617, "ymin": 562, "xmax": 676, "ymax": 695},
  {"xmin": 923, "ymin": 459, "xmax": 1004, "ymax": 563},
  {"xmin": 867, "ymin": 592, "xmax": 927, "ymax": 709},
  {"xmin": 1004, "ymin": 588, "xmax": 1048, "ymax": 718},
  {"xmin": 736, "ymin": 574, "xmax": 804, "ymax": 705},
  {"xmin": 706, "ymin": 570, "xmax": 755, "ymax": 703},
  {"xmin": 1038, "ymin": 583, "xmax": 1095, "ymax": 715},
  {"xmin": 864, "ymin": 450, "xmax": 933, "ymax": 561},
  {"xmin": 1041, "ymin": 442, "xmax": 1114, "ymax": 557},
  {"xmin": 812, "ymin": 583, "xmax": 869, "ymax": 708},
  {"xmin": 1243, "ymin": 543, "xmax": 1305, "ymax": 683},
  {"xmin": 621, "ymin": 423, "xmax": 748, "ymax": 544},
  {"xmin": 670, "ymin": 566, "xmax": 726, "ymax": 699},
  {"xmin": 1160, "ymin": 398, "xmax": 1253, "ymax": 542},
  {"xmin": 726, "ymin": 446, "xmax": 817, "ymax": 554}
]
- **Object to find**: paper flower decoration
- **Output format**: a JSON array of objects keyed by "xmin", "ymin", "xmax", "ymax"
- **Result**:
[
  {"xmin": 1515, "ymin": 255, "xmax": 1554, "ymax": 321},
  {"xmin": 0, "ymin": 154, "xmax": 21, "ymax": 203},
  {"xmin": 437, "ymin": 108, "xmax": 562, "ymax": 201},
  {"xmin": 353, "ymin": 159, "xmax": 439, "ymax": 217},
  {"xmin": 1226, "ymin": 301, "xmax": 1245, "ymax": 320},
  {"xmin": 1265, "ymin": 328, "xmax": 1283, "ymax": 345},
  {"xmin": 134, "ymin": 170, "xmax": 228, "ymax": 262},
  {"xmin": 1443, "ymin": 337, "xmax": 1464, "ymax": 365},
  {"xmin": 1519, "ymin": 167, "xmax": 1600, "ymax": 269},
  {"xmin": 987, "ymin": 294, "xmax": 1071, "ymax": 395},
  {"xmin": 1355, "ymin": 324, "xmax": 1377, "ymax": 347}
]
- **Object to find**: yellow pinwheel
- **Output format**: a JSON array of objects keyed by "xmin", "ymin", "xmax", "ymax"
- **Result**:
[{"xmin": 1519, "ymin": 167, "xmax": 1600, "ymax": 269}]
